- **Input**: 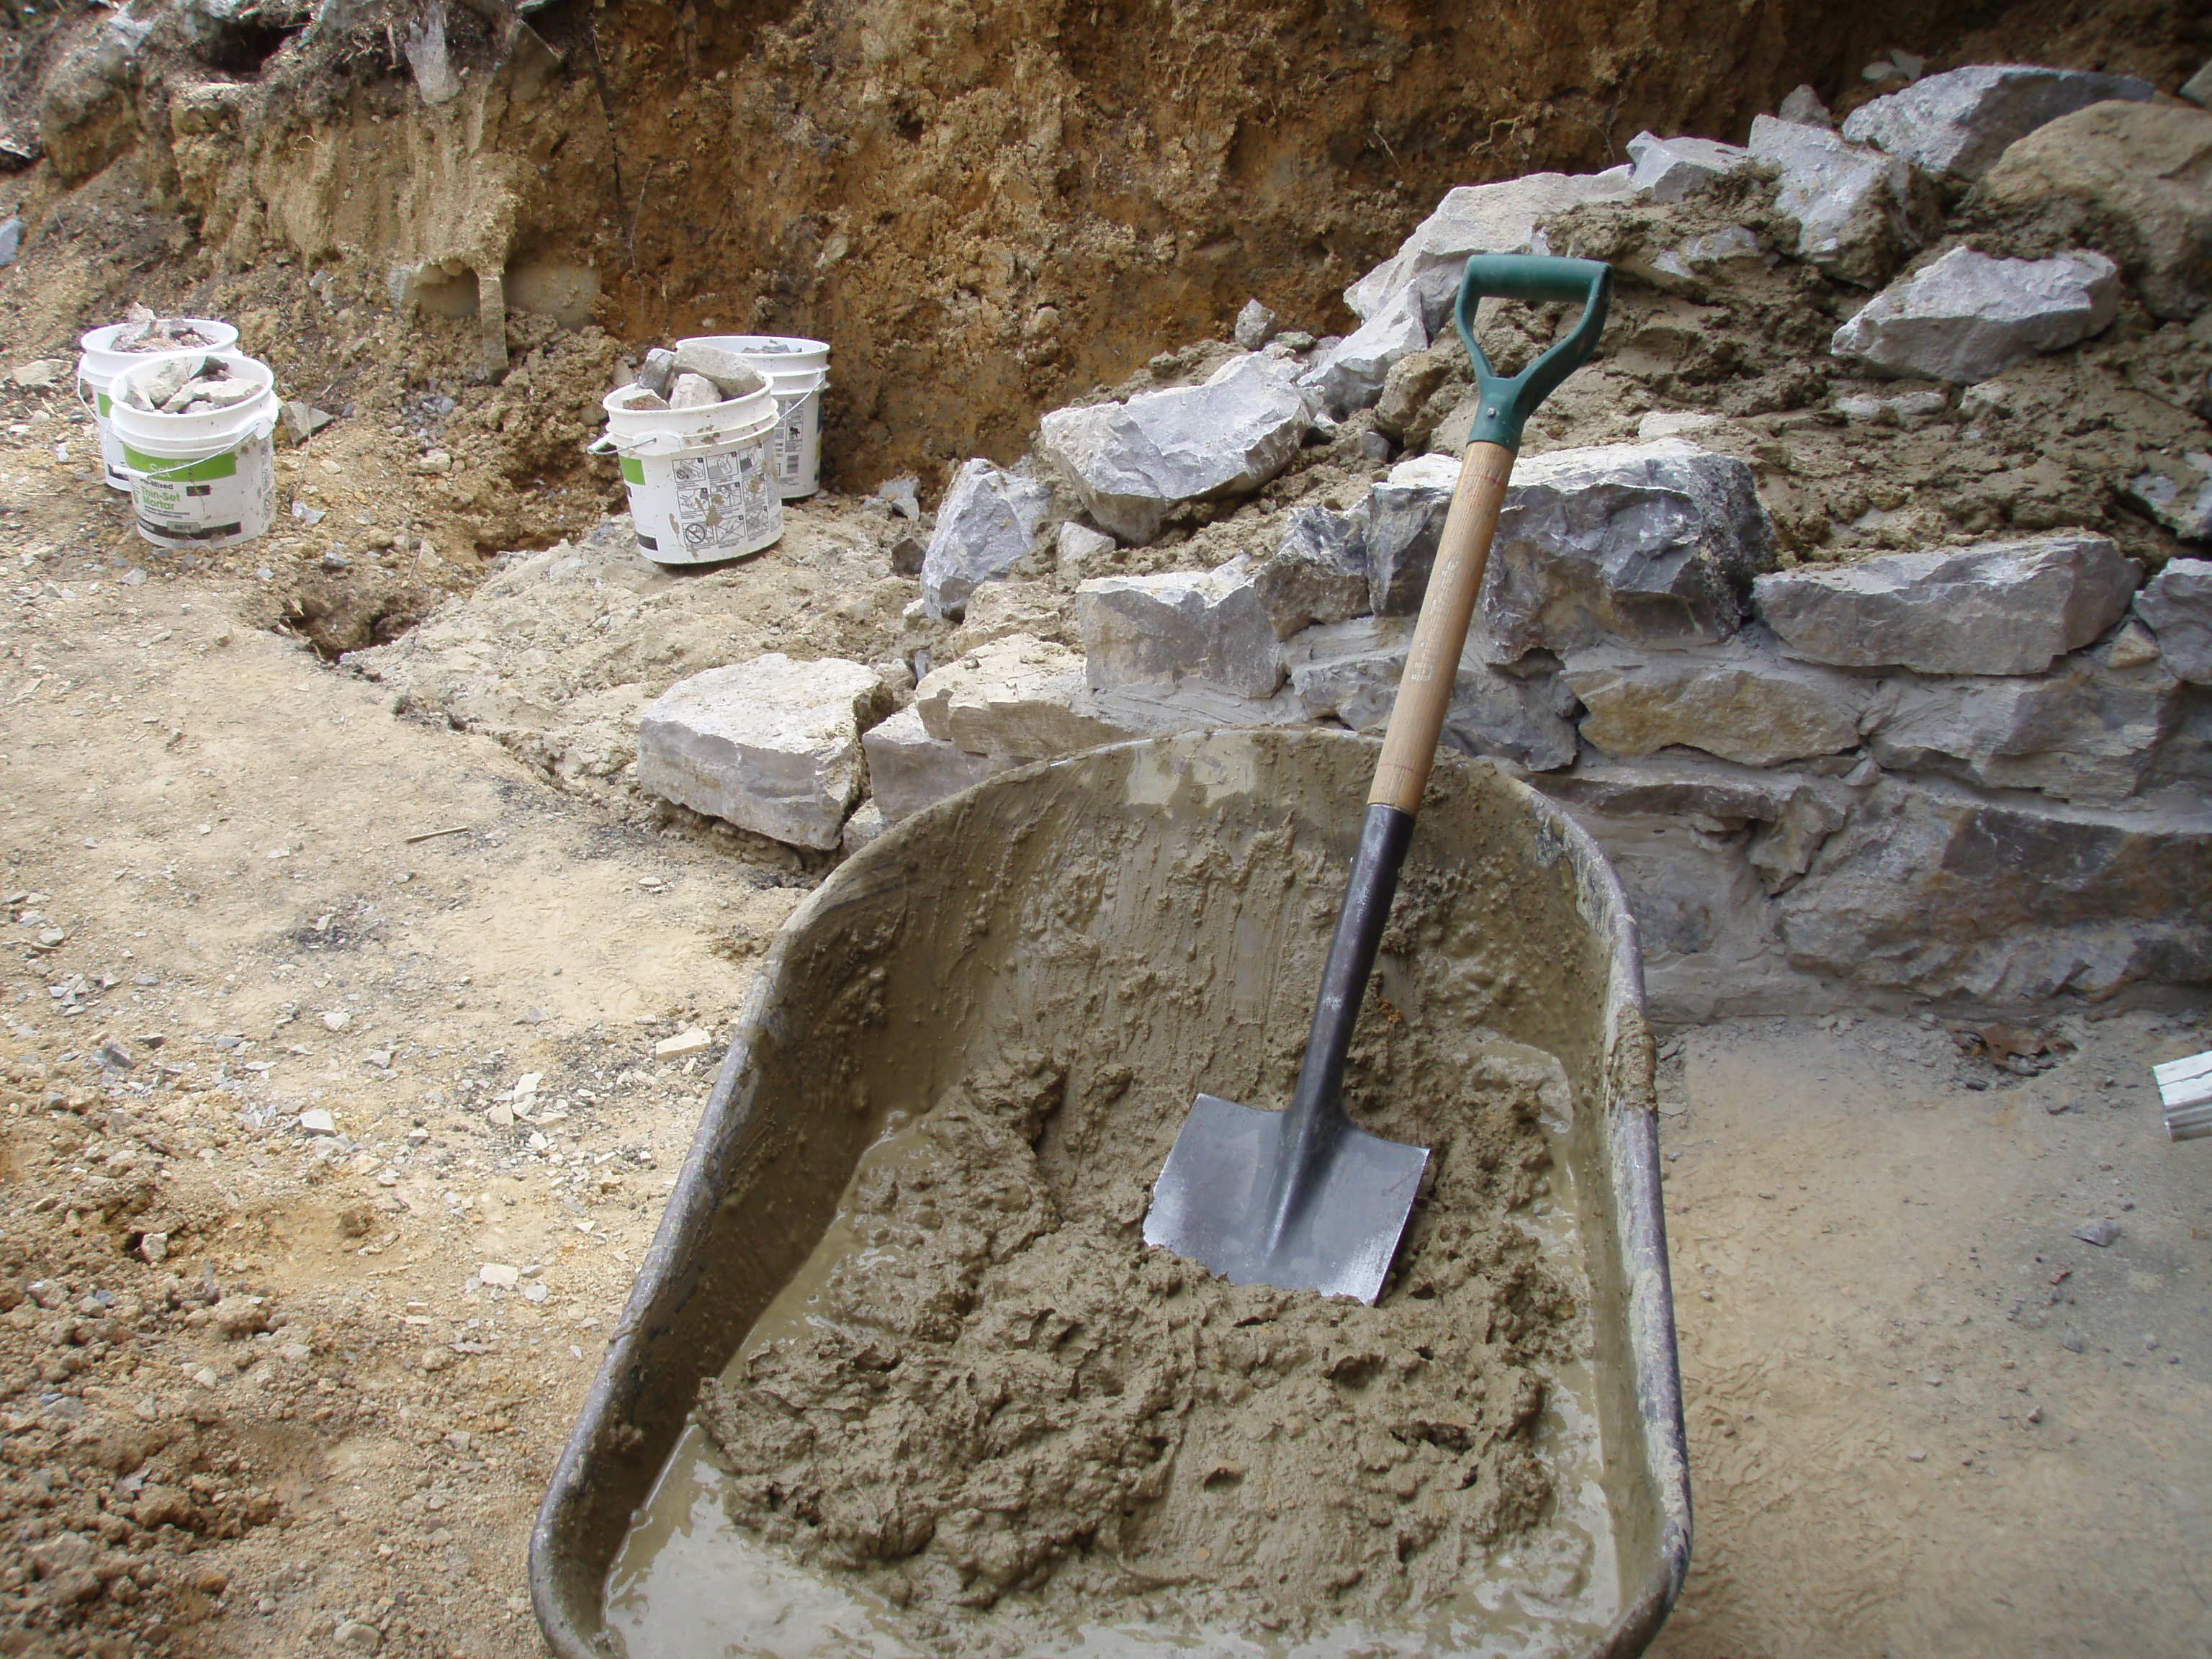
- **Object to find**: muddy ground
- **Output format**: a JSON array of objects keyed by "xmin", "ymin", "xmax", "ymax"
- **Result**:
[{"xmin": 0, "ymin": 391, "xmax": 2206, "ymax": 1658}]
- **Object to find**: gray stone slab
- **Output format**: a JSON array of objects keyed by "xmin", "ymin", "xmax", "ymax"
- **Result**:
[
  {"xmin": 1830, "ymin": 246, "xmax": 2120, "ymax": 383},
  {"xmin": 1748, "ymin": 114, "xmax": 1918, "ymax": 284},
  {"xmin": 920, "ymin": 458, "xmax": 1052, "ymax": 620},
  {"xmin": 1840, "ymin": 63, "xmax": 2154, "ymax": 181},
  {"xmin": 637, "ymin": 655, "xmax": 887, "ymax": 850},
  {"xmin": 1298, "ymin": 286, "xmax": 1429, "ymax": 416},
  {"xmin": 2134, "ymin": 557, "xmax": 2212, "ymax": 685},
  {"xmin": 1627, "ymin": 130, "xmax": 1753, "ymax": 202},
  {"xmin": 860, "ymin": 705, "xmax": 1010, "ymax": 824},
  {"xmin": 1251, "ymin": 505, "xmax": 1370, "ymax": 638},
  {"xmin": 1753, "ymin": 532, "xmax": 2139, "ymax": 676},
  {"xmin": 1564, "ymin": 635, "xmax": 1873, "ymax": 768},
  {"xmin": 1076, "ymin": 562, "xmax": 1285, "ymax": 699},
  {"xmin": 1036, "ymin": 354, "xmax": 1310, "ymax": 544}
]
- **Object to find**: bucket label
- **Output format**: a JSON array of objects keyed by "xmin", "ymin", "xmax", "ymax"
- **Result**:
[
  {"xmin": 126, "ymin": 435, "xmax": 275, "ymax": 549},
  {"xmin": 656, "ymin": 446, "xmax": 777, "ymax": 554}
]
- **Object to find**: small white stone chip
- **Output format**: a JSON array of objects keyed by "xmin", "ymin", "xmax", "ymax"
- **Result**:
[
  {"xmin": 479, "ymin": 1263, "xmax": 521, "ymax": 1288},
  {"xmin": 299, "ymin": 1108, "xmax": 337, "ymax": 1135},
  {"xmin": 654, "ymin": 1027, "xmax": 712, "ymax": 1059}
]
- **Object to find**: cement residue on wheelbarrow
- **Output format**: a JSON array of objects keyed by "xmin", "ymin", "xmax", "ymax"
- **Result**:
[{"xmin": 531, "ymin": 729, "xmax": 1687, "ymax": 1659}]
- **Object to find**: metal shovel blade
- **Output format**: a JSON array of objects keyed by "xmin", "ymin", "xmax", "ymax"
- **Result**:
[{"xmin": 1143, "ymin": 1092, "xmax": 1429, "ymax": 1304}]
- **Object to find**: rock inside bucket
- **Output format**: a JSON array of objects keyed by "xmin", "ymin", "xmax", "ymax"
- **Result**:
[
  {"xmin": 670, "ymin": 341, "xmax": 768, "ymax": 399},
  {"xmin": 668, "ymin": 373, "xmax": 724, "ymax": 409}
]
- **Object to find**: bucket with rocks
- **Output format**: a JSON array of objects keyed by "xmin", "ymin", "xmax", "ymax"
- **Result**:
[
  {"xmin": 593, "ymin": 356, "xmax": 781, "ymax": 565},
  {"xmin": 109, "ymin": 351, "xmax": 279, "ymax": 551},
  {"xmin": 675, "ymin": 335, "xmax": 830, "ymax": 500},
  {"xmin": 77, "ymin": 311, "xmax": 239, "ymax": 491}
]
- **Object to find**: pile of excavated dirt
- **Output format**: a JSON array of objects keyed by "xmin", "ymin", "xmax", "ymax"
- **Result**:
[{"xmin": 694, "ymin": 952, "xmax": 1582, "ymax": 1642}]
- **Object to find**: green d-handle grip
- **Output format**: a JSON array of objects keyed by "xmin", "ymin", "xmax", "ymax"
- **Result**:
[{"xmin": 1452, "ymin": 254, "xmax": 1614, "ymax": 454}]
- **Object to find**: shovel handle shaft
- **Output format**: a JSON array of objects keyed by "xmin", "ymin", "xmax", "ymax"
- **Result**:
[{"xmin": 1368, "ymin": 441, "xmax": 1516, "ymax": 814}]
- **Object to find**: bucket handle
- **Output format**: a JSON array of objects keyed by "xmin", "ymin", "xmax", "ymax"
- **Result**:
[
  {"xmin": 587, "ymin": 422, "xmax": 769, "ymax": 462},
  {"xmin": 123, "ymin": 413, "xmax": 277, "ymax": 484}
]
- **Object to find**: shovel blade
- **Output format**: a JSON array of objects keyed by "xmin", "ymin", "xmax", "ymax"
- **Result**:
[{"xmin": 1143, "ymin": 1093, "xmax": 1428, "ymax": 1304}]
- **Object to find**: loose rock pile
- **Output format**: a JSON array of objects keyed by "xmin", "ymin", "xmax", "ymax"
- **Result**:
[
  {"xmin": 374, "ymin": 57, "xmax": 2212, "ymax": 1020},
  {"xmin": 113, "ymin": 356, "xmax": 257, "ymax": 416}
]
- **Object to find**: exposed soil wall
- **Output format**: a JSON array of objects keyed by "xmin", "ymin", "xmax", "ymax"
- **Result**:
[{"xmin": 9, "ymin": 0, "xmax": 2207, "ymax": 498}]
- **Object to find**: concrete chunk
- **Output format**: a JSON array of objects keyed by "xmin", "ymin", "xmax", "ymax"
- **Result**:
[
  {"xmin": 1037, "ymin": 354, "xmax": 1310, "ymax": 544},
  {"xmin": 1565, "ymin": 637, "xmax": 1873, "ymax": 768},
  {"xmin": 1076, "ymin": 562, "xmax": 1285, "ymax": 699},
  {"xmin": 670, "ymin": 341, "xmax": 768, "ymax": 399},
  {"xmin": 1865, "ymin": 655, "xmax": 2180, "ymax": 802},
  {"xmin": 637, "ymin": 655, "xmax": 889, "ymax": 850},
  {"xmin": 1298, "ymin": 286, "xmax": 1428, "ymax": 416},
  {"xmin": 667, "ymin": 373, "xmax": 721, "ymax": 410},
  {"xmin": 2134, "ymin": 557, "xmax": 2212, "ymax": 685},
  {"xmin": 1748, "ymin": 114, "xmax": 1918, "ymax": 285},
  {"xmin": 1755, "ymin": 533, "xmax": 2139, "ymax": 676},
  {"xmin": 1830, "ymin": 246, "xmax": 2120, "ymax": 382},
  {"xmin": 1627, "ymin": 130, "xmax": 1753, "ymax": 202},
  {"xmin": 1287, "ymin": 613, "xmax": 1578, "ymax": 770},
  {"xmin": 860, "ymin": 705, "xmax": 1010, "ymax": 823},
  {"xmin": 1840, "ymin": 63, "xmax": 2154, "ymax": 181},
  {"xmin": 1480, "ymin": 439, "xmax": 1776, "ymax": 657},
  {"xmin": 920, "ymin": 459, "xmax": 1051, "ymax": 620},
  {"xmin": 1343, "ymin": 168, "xmax": 1635, "ymax": 326},
  {"xmin": 1251, "ymin": 505, "xmax": 1370, "ymax": 638}
]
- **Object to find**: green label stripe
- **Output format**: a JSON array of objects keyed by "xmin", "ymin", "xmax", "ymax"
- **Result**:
[
  {"xmin": 120, "ymin": 444, "xmax": 237, "ymax": 483},
  {"xmin": 620, "ymin": 456, "xmax": 645, "ymax": 485},
  {"xmin": 96, "ymin": 392, "xmax": 111, "ymax": 416}
]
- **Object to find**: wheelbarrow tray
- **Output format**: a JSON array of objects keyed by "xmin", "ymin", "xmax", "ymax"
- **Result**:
[{"xmin": 529, "ymin": 729, "xmax": 1689, "ymax": 1656}]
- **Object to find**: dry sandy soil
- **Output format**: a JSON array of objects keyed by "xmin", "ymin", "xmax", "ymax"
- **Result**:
[{"xmin": 0, "ymin": 388, "xmax": 2205, "ymax": 1659}]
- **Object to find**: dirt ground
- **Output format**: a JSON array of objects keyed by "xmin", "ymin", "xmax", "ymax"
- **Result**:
[{"xmin": 0, "ymin": 380, "xmax": 2205, "ymax": 1659}]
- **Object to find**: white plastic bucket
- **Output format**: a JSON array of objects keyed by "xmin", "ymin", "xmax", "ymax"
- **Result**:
[
  {"xmin": 593, "ymin": 382, "xmax": 783, "ymax": 565},
  {"xmin": 676, "ymin": 336, "xmax": 829, "ymax": 500},
  {"xmin": 78, "ymin": 317, "xmax": 240, "ymax": 492},
  {"xmin": 109, "ymin": 351, "xmax": 278, "ymax": 552}
]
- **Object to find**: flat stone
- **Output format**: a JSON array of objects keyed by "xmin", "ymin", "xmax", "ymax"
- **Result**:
[
  {"xmin": 1753, "ymin": 532, "xmax": 2139, "ymax": 675},
  {"xmin": 479, "ymin": 1263, "xmax": 520, "ymax": 1287},
  {"xmin": 1840, "ymin": 63, "xmax": 2154, "ymax": 181},
  {"xmin": 914, "ymin": 633, "xmax": 1301, "ymax": 767},
  {"xmin": 299, "ymin": 1109, "xmax": 336, "ymax": 1135},
  {"xmin": 1287, "ymin": 615, "xmax": 1578, "ymax": 770},
  {"xmin": 667, "ymin": 373, "xmax": 721, "ymax": 410},
  {"xmin": 920, "ymin": 459, "xmax": 1051, "ymax": 619},
  {"xmin": 1037, "ymin": 354, "xmax": 1310, "ymax": 544},
  {"xmin": 1969, "ymin": 101, "xmax": 2212, "ymax": 321},
  {"xmin": 1747, "ymin": 114, "xmax": 1918, "ymax": 286},
  {"xmin": 670, "ymin": 341, "xmax": 768, "ymax": 399},
  {"xmin": 9, "ymin": 359, "xmax": 66, "ymax": 389},
  {"xmin": 1480, "ymin": 439, "xmax": 1776, "ymax": 657},
  {"xmin": 653, "ymin": 1027, "xmax": 711, "ymax": 1058},
  {"xmin": 1344, "ymin": 168, "xmax": 1635, "ymax": 328},
  {"xmin": 1636, "ymin": 410, "xmax": 1725, "ymax": 441},
  {"xmin": 1233, "ymin": 298, "xmax": 1277, "ymax": 350},
  {"xmin": 2133, "ymin": 557, "xmax": 2212, "ymax": 685},
  {"xmin": 636, "ymin": 655, "xmax": 889, "ymax": 850},
  {"xmin": 1627, "ymin": 130, "xmax": 1753, "ymax": 202},
  {"xmin": 280, "ymin": 400, "xmax": 335, "ymax": 444},
  {"xmin": 1830, "ymin": 246, "xmax": 2120, "ymax": 383},
  {"xmin": 1865, "ymin": 655, "xmax": 2181, "ymax": 801},
  {"xmin": 1833, "ymin": 387, "xmax": 1950, "ymax": 427},
  {"xmin": 1565, "ymin": 634, "xmax": 1873, "ymax": 768},
  {"xmin": 1773, "ymin": 775, "xmax": 2212, "ymax": 1002},
  {"xmin": 1077, "ymin": 562, "xmax": 1285, "ymax": 698},
  {"xmin": 1298, "ymin": 286, "xmax": 1428, "ymax": 417},
  {"xmin": 915, "ymin": 635, "xmax": 1128, "ymax": 762},
  {"xmin": 2121, "ymin": 452, "xmax": 2212, "ymax": 547},
  {"xmin": 1250, "ymin": 505, "xmax": 1370, "ymax": 637},
  {"xmin": 860, "ymin": 706, "xmax": 1010, "ymax": 823},
  {"xmin": 2072, "ymin": 1218, "xmax": 2122, "ymax": 1248}
]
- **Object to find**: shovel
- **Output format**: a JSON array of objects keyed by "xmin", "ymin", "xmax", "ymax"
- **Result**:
[{"xmin": 1144, "ymin": 253, "xmax": 1614, "ymax": 1303}]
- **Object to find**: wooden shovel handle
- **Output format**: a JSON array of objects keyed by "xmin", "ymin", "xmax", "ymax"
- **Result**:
[{"xmin": 1369, "ymin": 441, "xmax": 1516, "ymax": 813}]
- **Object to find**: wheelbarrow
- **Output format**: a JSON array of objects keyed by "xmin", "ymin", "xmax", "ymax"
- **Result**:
[{"xmin": 528, "ymin": 729, "xmax": 1690, "ymax": 1656}]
